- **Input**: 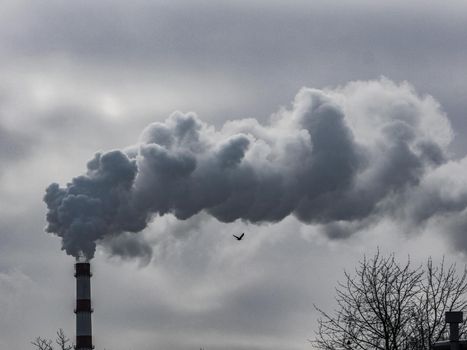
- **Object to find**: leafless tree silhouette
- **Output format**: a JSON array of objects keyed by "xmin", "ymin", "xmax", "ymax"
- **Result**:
[
  {"xmin": 312, "ymin": 251, "xmax": 467, "ymax": 350},
  {"xmin": 31, "ymin": 329, "xmax": 72, "ymax": 350},
  {"xmin": 31, "ymin": 337, "xmax": 53, "ymax": 350}
]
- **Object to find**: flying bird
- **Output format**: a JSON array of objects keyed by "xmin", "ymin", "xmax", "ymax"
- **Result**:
[{"xmin": 233, "ymin": 233, "xmax": 245, "ymax": 241}]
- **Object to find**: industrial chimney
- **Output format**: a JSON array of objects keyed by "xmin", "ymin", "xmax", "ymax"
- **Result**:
[{"xmin": 75, "ymin": 260, "xmax": 93, "ymax": 349}]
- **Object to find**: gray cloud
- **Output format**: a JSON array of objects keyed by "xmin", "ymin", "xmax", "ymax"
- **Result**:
[
  {"xmin": 4, "ymin": 0, "xmax": 467, "ymax": 155},
  {"xmin": 3, "ymin": 1, "xmax": 467, "ymax": 65},
  {"xmin": 43, "ymin": 78, "xmax": 461, "ymax": 260},
  {"xmin": 101, "ymin": 232, "xmax": 153, "ymax": 266},
  {"xmin": 0, "ymin": 124, "xmax": 31, "ymax": 163}
]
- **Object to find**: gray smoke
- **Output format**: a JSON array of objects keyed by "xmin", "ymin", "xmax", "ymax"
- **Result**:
[{"xmin": 44, "ymin": 79, "xmax": 461, "ymax": 259}]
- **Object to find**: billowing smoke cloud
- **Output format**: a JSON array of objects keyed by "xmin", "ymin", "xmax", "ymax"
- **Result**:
[{"xmin": 44, "ymin": 78, "xmax": 460, "ymax": 259}]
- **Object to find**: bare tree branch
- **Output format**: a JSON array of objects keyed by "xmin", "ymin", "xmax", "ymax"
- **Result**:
[
  {"xmin": 56, "ymin": 329, "xmax": 73, "ymax": 350},
  {"xmin": 32, "ymin": 329, "xmax": 74, "ymax": 350},
  {"xmin": 31, "ymin": 337, "xmax": 53, "ymax": 350}
]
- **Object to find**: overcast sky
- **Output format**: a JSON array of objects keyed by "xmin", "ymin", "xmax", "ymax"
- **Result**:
[{"xmin": 2, "ymin": 1, "xmax": 467, "ymax": 349}]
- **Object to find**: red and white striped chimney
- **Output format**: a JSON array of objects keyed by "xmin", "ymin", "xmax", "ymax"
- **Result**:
[{"xmin": 75, "ymin": 260, "xmax": 93, "ymax": 350}]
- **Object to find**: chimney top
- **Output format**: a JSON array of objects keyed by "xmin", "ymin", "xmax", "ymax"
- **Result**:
[
  {"xmin": 446, "ymin": 311, "xmax": 463, "ymax": 324},
  {"xmin": 75, "ymin": 262, "xmax": 91, "ymax": 277}
]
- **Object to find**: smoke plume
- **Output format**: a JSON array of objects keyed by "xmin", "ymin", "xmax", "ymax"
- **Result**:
[{"xmin": 44, "ymin": 78, "xmax": 462, "ymax": 259}]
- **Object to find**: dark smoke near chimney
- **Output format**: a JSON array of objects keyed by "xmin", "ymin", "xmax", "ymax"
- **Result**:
[{"xmin": 44, "ymin": 80, "xmax": 462, "ymax": 260}]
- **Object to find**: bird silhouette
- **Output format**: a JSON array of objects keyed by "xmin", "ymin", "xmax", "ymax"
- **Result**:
[{"xmin": 233, "ymin": 233, "xmax": 245, "ymax": 240}]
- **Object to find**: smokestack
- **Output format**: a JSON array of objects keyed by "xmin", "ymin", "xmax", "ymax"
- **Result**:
[{"xmin": 75, "ymin": 260, "xmax": 93, "ymax": 350}]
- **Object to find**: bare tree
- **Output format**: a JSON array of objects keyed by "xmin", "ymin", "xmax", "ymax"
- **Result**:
[
  {"xmin": 55, "ymin": 329, "xmax": 73, "ymax": 350},
  {"xmin": 312, "ymin": 251, "xmax": 467, "ymax": 350},
  {"xmin": 32, "ymin": 329, "xmax": 73, "ymax": 350},
  {"xmin": 31, "ymin": 337, "xmax": 53, "ymax": 350}
]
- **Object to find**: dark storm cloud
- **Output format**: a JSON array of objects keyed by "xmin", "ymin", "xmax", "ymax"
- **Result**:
[{"xmin": 43, "ymin": 79, "xmax": 462, "ymax": 260}]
